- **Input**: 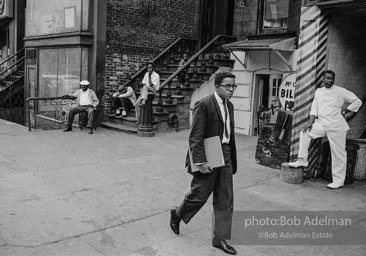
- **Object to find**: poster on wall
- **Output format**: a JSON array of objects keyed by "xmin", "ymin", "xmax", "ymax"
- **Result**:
[
  {"xmin": 64, "ymin": 6, "xmax": 76, "ymax": 29},
  {"xmin": 279, "ymin": 73, "xmax": 296, "ymax": 110}
]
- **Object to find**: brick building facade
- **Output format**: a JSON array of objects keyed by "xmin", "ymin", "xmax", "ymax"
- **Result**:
[{"xmin": 104, "ymin": 0, "xmax": 198, "ymax": 99}]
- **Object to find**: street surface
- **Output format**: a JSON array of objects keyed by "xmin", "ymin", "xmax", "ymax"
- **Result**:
[{"xmin": 0, "ymin": 119, "xmax": 365, "ymax": 256}]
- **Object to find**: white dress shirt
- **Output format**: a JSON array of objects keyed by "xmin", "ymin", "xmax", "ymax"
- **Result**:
[
  {"xmin": 214, "ymin": 92, "xmax": 231, "ymax": 144},
  {"xmin": 142, "ymin": 71, "xmax": 160, "ymax": 91}
]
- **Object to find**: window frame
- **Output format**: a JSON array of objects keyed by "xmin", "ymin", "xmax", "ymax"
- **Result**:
[{"xmin": 257, "ymin": 0, "xmax": 289, "ymax": 34}]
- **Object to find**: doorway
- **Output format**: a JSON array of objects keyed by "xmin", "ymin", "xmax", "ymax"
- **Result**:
[
  {"xmin": 200, "ymin": 0, "xmax": 235, "ymax": 46},
  {"xmin": 252, "ymin": 74, "xmax": 283, "ymax": 135}
]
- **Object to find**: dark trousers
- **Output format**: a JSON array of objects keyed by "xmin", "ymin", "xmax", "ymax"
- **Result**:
[
  {"xmin": 177, "ymin": 144, "xmax": 233, "ymax": 242},
  {"xmin": 112, "ymin": 97, "xmax": 133, "ymax": 111},
  {"xmin": 67, "ymin": 105, "xmax": 95, "ymax": 128},
  {"xmin": 177, "ymin": 71, "xmax": 186, "ymax": 85}
]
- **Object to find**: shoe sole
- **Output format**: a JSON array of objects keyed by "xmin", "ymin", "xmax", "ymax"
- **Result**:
[
  {"xmin": 288, "ymin": 163, "xmax": 308, "ymax": 168},
  {"xmin": 327, "ymin": 185, "xmax": 343, "ymax": 189},
  {"xmin": 212, "ymin": 245, "xmax": 237, "ymax": 255}
]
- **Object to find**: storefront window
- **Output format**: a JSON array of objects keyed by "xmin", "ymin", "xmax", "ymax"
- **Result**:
[
  {"xmin": 26, "ymin": 0, "xmax": 91, "ymax": 37},
  {"xmin": 262, "ymin": 0, "xmax": 288, "ymax": 29},
  {"xmin": 38, "ymin": 47, "xmax": 89, "ymax": 97}
]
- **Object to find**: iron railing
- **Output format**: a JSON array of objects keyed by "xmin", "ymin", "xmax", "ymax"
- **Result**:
[
  {"xmin": 26, "ymin": 96, "xmax": 78, "ymax": 131},
  {"xmin": 157, "ymin": 35, "xmax": 236, "ymax": 93},
  {"xmin": 0, "ymin": 49, "xmax": 25, "ymax": 81},
  {"xmin": 0, "ymin": 49, "xmax": 25, "ymax": 125},
  {"xmin": 122, "ymin": 37, "xmax": 197, "ymax": 93},
  {"xmin": 154, "ymin": 35, "xmax": 236, "ymax": 112}
]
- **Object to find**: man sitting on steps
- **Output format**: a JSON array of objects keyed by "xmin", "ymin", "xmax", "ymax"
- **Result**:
[
  {"xmin": 110, "ymin": 84, "xmax": 136, "ymax": 118},
  {"xmin": 135, "ymin": 62, "xmax": 160, "ymax": 125}
]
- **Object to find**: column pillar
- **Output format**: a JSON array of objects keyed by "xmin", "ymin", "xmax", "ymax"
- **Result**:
[{"xmin": 137, "ymin": 93, "xmax": 155, "ymax": 137}]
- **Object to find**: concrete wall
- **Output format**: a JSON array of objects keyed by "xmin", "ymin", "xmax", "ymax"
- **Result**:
[
  {"xmin": 104, "ymin": 0, "xmax": 198, "ymax": 99},
  {"xmin": 327, "ymin": 13, "xmax": 366, "ymax": 138}
]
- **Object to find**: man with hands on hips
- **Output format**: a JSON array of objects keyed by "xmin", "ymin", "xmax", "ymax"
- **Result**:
[{"xmin": 289, "ymin": 70, "xmax": 362, "ymax": 189}]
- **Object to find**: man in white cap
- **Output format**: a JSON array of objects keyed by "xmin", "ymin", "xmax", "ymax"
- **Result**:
[{"xmin": 62, "ymin": 80, "xmax": 99, "ymax": 134}]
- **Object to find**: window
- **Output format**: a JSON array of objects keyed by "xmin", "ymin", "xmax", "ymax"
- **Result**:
[
  {"xmin": 262, "ymin": 0, "xmax": 289, "ymax": 30},
  {"xmin": 38, "ymin": 47, "xmax": 89, "ymax": 97},
  {"xmin": 26, "ymin": 0, "xmax": 91, "ymax": 37}
]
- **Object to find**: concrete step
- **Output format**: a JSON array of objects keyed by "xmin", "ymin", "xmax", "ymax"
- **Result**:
[
  {"xmin": 100, "ymin": 121, "xmax": 138, "ymax": 134},
  {"xmin": 107, "ymin": 115, "xmax": 138, "ymax": 128}
]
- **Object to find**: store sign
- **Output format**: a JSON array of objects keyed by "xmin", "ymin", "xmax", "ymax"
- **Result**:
[
  {"xmin": 0, "ymin": 0, "xmax": 13, "ymax": 20},
  {"xmin": 279, "ymin": 73, "xmax": 296, "ymax": 109}
]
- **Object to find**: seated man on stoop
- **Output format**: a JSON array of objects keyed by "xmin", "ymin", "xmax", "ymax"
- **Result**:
[{"xmin": 110, "ymin": 84, "xmax": 136, "ymax": 117}]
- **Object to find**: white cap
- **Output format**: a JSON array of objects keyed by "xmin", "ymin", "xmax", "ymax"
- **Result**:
[{"xmin": 80, "ymin": 80, "xmax": 90, "ymax": 86}]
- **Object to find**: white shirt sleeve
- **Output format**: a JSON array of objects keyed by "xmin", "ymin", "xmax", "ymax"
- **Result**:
[
  {"xmin": 310, "ymin": 90, "xmax": 319, "ymax": 117},
  {"xmin": 344, "ymin": 89, "xmax": 362, "ymax": 113},
  {"xmin": 152, "ymin": 72, "xmax": 160, "ymax": 91}
]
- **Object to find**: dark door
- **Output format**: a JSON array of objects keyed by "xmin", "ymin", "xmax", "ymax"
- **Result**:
[{"xmin": 200, "ymin": 0, "xmax": 234, "ymax": 46}]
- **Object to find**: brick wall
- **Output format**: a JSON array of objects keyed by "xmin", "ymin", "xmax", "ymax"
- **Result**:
[
  {"xmin": 327, "ymin": 14, "xmax": 366, "ymax": 138},
  {"xmin": 104, "ymin": 0, "xmax": 197, "ymax": 108}
]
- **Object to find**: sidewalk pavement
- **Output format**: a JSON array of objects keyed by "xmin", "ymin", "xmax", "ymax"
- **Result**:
[{"xmin": 0, "ymin": 119, "xmax": 365, "ymax": 256}]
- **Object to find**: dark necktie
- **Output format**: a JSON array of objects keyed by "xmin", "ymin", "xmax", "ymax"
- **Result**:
[
  {"xmin": 223, "ymin": 100, "xmax": 229, "ymax": 140},
  {"xmin": 148, "ymin": 73, "xmax": 152, "ymax": 87}
]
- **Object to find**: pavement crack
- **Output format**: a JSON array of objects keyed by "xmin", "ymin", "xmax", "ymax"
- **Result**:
[{"xmin": 2, "ymin": 209, "xmax": 170, "ymax": 249}]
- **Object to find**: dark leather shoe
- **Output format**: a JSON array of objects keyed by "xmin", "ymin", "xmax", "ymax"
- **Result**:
[
  {"xmin": 88, "ymin": 128, "xmax": 93, "ymax": 134},
  {"xmin": 212, "ymin": 240, "xmax": 237, "ymax": 255},
  {"xmin": 63, "ymin": 127, "xmax": 72, "ymax": 132},
  {"xmin": 170, "ymin": 206, "xmax": 181, "ymax": 235}
]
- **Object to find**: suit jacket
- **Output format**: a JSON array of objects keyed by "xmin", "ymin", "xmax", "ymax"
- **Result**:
[{"xmin": 185, "ymin": 93, "xmax": 237, "ymax": 179}]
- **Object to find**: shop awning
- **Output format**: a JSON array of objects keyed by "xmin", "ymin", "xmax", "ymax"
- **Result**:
[
  {"xmin": 222, "ymin": 37, "xmax": 296, "ymax": 70},
  {"xmin": 222, "ymin": 37, "xmax": 296, "ymax": 52}
]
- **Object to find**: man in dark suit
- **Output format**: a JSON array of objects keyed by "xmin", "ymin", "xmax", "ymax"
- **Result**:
[{"xmin": 170, "ymin": 71, "xmax": 238, "ymax": 255}]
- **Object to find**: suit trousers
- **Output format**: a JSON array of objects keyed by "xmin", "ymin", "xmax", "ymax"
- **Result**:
[
  {"xmin": 298, "ymin": 121, "xmax": 347, "ymax": 185},
  {"xmin": 177, "ymin": 144, "xmax": 233, "ymax": 242}
]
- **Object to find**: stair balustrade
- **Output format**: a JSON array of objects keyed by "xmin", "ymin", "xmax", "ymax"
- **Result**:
[
  {"xmin": 152, "ymin": 35, "xmax": 236, "ymax": 129},
  {"xmin": 105, "ymin": 35, "xmax": 236, "ymax": 134},
  {"xmin": 0, "ymin": 49, "xmax": 25, "ymax": 125},
  {"xmin": 114, "ymin": 38, "xmax": 197, "ymax": 135}
]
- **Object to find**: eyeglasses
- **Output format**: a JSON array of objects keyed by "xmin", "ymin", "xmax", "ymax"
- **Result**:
[{"xmin": 220, "ymin": 84, "xmax": 237, "ymax": 91}]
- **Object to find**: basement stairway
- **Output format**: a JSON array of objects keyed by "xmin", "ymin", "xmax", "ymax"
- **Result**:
[
  {"xmin": 0, "ymin": 49, "xmax": 25, "ymax": 125},
  {"xmin": 101, "ymin": 35, "xmax": 236, "ymax": 134}
]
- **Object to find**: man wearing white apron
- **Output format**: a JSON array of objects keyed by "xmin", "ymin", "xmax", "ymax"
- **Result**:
[{"xmin": 289, "ymin": 70, "xmax": 362, "ymax": 189}]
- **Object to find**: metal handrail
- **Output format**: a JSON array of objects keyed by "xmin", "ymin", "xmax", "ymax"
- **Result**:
[
  {"xmin": 0, "ymin": 56, "xmax": 25, "ymax": 79},
  {"xmin": 124, "ymin": 37, "xmax": 197, "ymax": 88},
  {"xmin": 157, "ymin": 35, "xmax": 236, "ymax": 93},
  {"xmin": 0, "ymin": 48, "xmax": 24, "ymax": 67}
]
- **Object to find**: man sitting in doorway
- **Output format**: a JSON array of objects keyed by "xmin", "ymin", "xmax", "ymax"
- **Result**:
[{"xmin": 62, "ymin": 80, "xmax": 99, "ymax": 134}]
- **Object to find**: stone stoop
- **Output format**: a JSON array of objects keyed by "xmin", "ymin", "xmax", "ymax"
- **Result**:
[{"xmin": 102, "ymin": 56, "xmax": 235, "ymax": 135}]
